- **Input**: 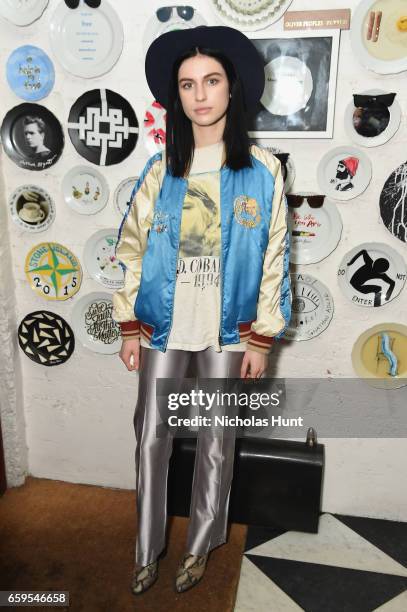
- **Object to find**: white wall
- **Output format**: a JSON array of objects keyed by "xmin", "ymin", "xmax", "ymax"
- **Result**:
[{"xmin": 0, "ymin": 0, "xmax": 406, "ymax": 520}]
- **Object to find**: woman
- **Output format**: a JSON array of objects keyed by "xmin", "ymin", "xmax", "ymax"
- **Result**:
[{"xmin": 112, "ymin": 25, "xmax": 291, "ymax": 595}]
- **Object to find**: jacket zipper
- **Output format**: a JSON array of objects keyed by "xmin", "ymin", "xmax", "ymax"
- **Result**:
[{"xmin": 164, "ymin": 178, "xmax": 189, "ymax": 352}]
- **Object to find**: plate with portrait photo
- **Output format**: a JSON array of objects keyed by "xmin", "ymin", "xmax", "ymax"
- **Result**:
[
  {"xmin": 67, "ymin": 89, "xmax": 139, "ymax": 166},
  {"xmin": 287, "ymin": 192, "xmax": 343, "ymax": 264},
  {"xmin": 9, "ymin": 184, "xmax": 55, "ymax": 232},
  {"xmin": 1, "ymin": 103, "xmax": 64, "ymax": 171},
  {"xmin": 6, "ymin": 45, "xmax": 55, "ymax": 102},
  {"xmin": 379, "ymin": 160, "xmax": 407, "ymax": 243},
  {"xmin": 344, "ymin": 89, "xmax": 401, "ymax": 147},
  {"xmin": 114, "ymin": 176, "xmax": 138, "ymax": 217},
  {"xmin": 317, "ymin": 146, "xmax": 372, "ymax": 201},
  {"xmin": 71, "ymin": 291, "xmax": 121, "ymax": 354},
  {"xmin": 62, "ymin": 165, "xmax": 109, "ymax": 215},
  {"xmin": 0, "ymin": 0, "xmax": 49, "ymax": 26},
  {"xmin": 350, "ymin": 0, "xmax": 407, "ymax": 74},
  {"xmin": 84, "ymin": 228, "xmax": 124, "ymax": 290}
]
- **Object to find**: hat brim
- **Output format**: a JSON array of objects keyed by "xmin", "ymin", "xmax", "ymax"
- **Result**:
[{"xmin": 145, "ymin": 25, "xmax": 265, "ymax": 112}]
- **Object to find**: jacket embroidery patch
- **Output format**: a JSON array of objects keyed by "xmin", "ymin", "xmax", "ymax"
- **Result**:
[
  {"xmin": 151, "ymin": 210, "xmax": 169, "ymax": 233},
  {"xmin": 233, "ymin": 195, "xmax": 261, "ymax": 228}
]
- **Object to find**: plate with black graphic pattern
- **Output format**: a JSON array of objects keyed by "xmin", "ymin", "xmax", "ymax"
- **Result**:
[
  {"xmin": 18, "ymin": 310, "xmax": 74, "ymax": 366},
  {"xmin": 67, "ymin": 89, "xmax": 139, "ymax": 166}
]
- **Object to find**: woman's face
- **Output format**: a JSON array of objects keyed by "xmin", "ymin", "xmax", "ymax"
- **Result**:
[{"xmin": 177, "ymin": 53, "xmax": 230, "ymax": 127}]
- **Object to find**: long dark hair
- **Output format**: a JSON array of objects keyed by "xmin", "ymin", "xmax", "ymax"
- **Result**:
[{"xmin": 165, "ymin": 46, "xmax": 253, "ymax": 177}]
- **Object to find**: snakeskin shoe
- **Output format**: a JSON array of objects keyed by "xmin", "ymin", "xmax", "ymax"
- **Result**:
[
  {"xmin": 174, "ymin": 553, "xmax": 208, "ymax": 593},
  {"xmin": 131, "ymin": 559, "xmax": 158, "ymax": 595}
]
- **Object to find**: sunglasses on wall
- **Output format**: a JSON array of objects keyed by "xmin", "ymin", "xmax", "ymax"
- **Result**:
[
  {"xmin": 286, "ymin": 194, "xmax": 326, "ymax": 208},
  {"xmin": 156, "ymin": 6, "xmax": 195, "ymax": 22},
  {"xmin": 353, "ymin": 93, "xmax": 396, "ymax": 108},
  {"xmin": 64, "ymin": 0, "xmax": 101, "ymax": 8}
]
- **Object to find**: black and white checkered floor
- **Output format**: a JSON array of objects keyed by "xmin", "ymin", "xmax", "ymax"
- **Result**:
[{"xmin": 234, "ymin": 513, "xmax": 407, "ymax": 612}]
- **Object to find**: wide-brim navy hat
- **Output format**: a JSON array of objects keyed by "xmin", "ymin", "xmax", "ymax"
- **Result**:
[{"xmin": 145, "ymin": 25, "xmax": 265, "ymax": 113}]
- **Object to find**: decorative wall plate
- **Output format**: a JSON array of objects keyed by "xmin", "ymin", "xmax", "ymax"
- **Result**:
[
  {"xmin": 9, "ymin": 184, "xmax": 55, "ymax": 232},
  {"xmin": 83, "ymin": 229, "xmax": 124, "ymax": 289},
  {"xmin": 337, "ymin": 243, "xmax": 406, "ymax": 307},
  {"xmin": 345, "ymin": 89, "xmax": 401, "ymax": 147},
  {"xmin": 284, "ymin": 273, "xmax": 334, "ymax": 341},
  {"xmin": 1, "ymin": 102, "xmax": 64, "ymax": 171},
  {"xmin": 142, "ymin": 5, "xmax": 207, "ymax": 55},
  {"xmin": 379, "ymin": 160, "xmax": 407, "ymax": 243},
  {"xmin": 210, "ymin": 0, "xmax": 293, "ymax": 31},
  {"xmin": 67, "ymin": 89, "xmax": 139, "ymax": 166},
  {"xmin": 352, "ymin": 323, "xmax": 407, "ymax": 389},
  {"xmin": 71, "ymin": 291, "xmax": 121, "ymax": 354},
  {"xmin": 62, "ymin": 165, "xmax": 109, "ymax": 214},
  {"xmin": 0, "ymin": 0, "xmax": 49, "ymax": 26},
  {"xmin": 18, "ymin": 310, "xmax": 74, "ymax": 366},
  {"xmin": 114, "ymin": 176, "xmax": 138, "ymax": 217},
  {"xmin": 6, "ymin": 45, "xmax": 55, "ymax": 101},
  {"xmin": 351, "ymin": 0, "xmax": 407, "ymax": 74},
  {"xmin": 49, "ymin": 0, "xmax": 123, "ymax": 78},
  {"xmin": 25, "ymin": 241, "xmax": 82, "ymax": 300},
  {"xmin": 317, "ymin": 146, "xmax": 372, "ymax": 201},
  {"xmin": 143, "ymin": 100, "xmax": 166, "ymax": 155},
  {"xmin": 288, "ymin": 193, "xmax": 343, "ymax": 264}
]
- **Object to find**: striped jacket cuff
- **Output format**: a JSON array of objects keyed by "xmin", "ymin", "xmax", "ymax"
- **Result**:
[
  {"xmin": 119, "ymin": 320, "xmax": 140, "ymax": 340},
  {"xmin": 247, "ymin": 331, "xmax": 274, "ymax": 355}
]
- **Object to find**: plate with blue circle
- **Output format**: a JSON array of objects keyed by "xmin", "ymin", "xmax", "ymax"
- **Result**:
[
  {"xmin": 6, "ymin": 45, "xmax": 55, "ymax": 101},
  {"xmin": 284, "ymin": 273, "xmax": 334, "ymax": 341}
]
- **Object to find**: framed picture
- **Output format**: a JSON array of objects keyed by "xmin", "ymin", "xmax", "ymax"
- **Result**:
[{"xmin": 247, "ymin": 29, "xmax": 340, "ymax": 139}]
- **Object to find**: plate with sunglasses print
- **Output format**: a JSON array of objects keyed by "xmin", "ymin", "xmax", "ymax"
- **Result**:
[
  {"xmin": 249, "ymin": 140, "xmax": 295, "ymax": 192},
  {"xmin": 345, "ymin": 89, "xmax": 401, "ymax": 147},
  {"xmin": 317, "ymin": 146, "xmax": 372, "ymax": 201},
  {"xmin": 284, "ymin": 273, "xmax": 334, "ymax": 341},
  {"xmin": 337, "ymin": 242, "xmax": 406, "ymax": 308},
  {"xmin": 287, "ymin": 192, "xmax": 342, "ymax": 264},
  {"xmin": 142, "ymin": 5, "xmax": 207, "ymax": 55},
  {"xmin": 351, "ymin": 0, "xmax": 407, "ymax": 74}
]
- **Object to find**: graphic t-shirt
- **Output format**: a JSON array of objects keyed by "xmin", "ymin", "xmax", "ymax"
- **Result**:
[{"xmin": 140, "ymin": 141, "xmax": 247, "ymax": 352}]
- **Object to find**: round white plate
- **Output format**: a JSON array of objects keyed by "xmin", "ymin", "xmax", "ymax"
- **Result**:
[
  {"xmin": 0, "ymin": 0, "xmax": 48, "ymax": 26},
  {"xmin": 71, "ymin": 291, "xmax": 121, "ymax": 354},
  {"xmin": 338, "ymin": 242, "xmax": 406, "ymax": 307},
  {"xmin": 284, "ymin": 273, "xmax": 334, "ymax": 341},
  {"xmin": 351, "ymin": 0, "xmax": 407, "ymax": 74},
  {"xmin": 83, "ymin": 228, "xmax": 124, "ymax": 290},
  {"xmin": 114, "ymin": 176, "xmax": 138, "ymax": 217},
  {"xmin": 49, "ymin": 0, "xmax": 123, "ymax": 78},
  {"xmin": 143, "ymin": 6, "xmax": 207, "ymax": 56},
  {"xmin": 261, "ymin": 55, "xmax": 313, "ymax": 116},
  {"xmin": 344, "ymin": 89, "xmax": 401, "ymax": 147},
  {"xmin": 210, "ymin": 0, "xmax": 293, "ymax": 31},
  {"xmin": 62, "ymin": 165, "xmax": 109, "ymax": 215},
  {"xmin": 288, "ymin": 193, "xmax": 343, "ymax": 264},
  {"xmin": 317, "ymin": 146, "xmax": 372, "ymax": 201},
  {"xmin": 9, "ymin": 184, "xmax": 55, "ymax": 232},
  {"xmin": 351, "ymin": 323, "xmax": 407, "ymax": 389}
]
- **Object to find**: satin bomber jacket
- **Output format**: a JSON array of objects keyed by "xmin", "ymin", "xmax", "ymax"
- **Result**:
[{"xmin": 112, "ymin": 144, "xmax": 292, "ymax": 354}]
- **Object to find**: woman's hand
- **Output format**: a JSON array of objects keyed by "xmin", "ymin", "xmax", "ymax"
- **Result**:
[
  {"xmin": 240, "ymin": 349, "xmax": 268, "ymax": 379},
  {"xmin": 119, "ymin": 338, "xmax": 140, "ymax": 371}
]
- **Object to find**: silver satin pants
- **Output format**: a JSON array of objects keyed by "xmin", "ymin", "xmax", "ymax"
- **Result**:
[{"xmin": 134, "ymin": 345, "xmax": 244, "ymax": 566}]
